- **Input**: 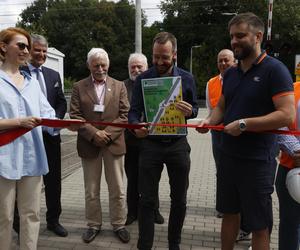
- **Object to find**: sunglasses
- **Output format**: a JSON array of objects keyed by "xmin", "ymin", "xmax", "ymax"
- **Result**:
[{"xmin": 16, "ymin": 42, "xmax": 30, "ymax": 51}]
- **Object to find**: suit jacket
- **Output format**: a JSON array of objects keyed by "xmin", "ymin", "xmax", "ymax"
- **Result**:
[
  {"xmin": 124, "ymin": 78, "xmax": 141, "ymax": 147},
  {"xmin": 69, "ymin": 75, "xmax": 129, "ymax": 158},
  {"xmin": 124, "ymin": 78, "xmax": 134, "ymax": 103},
  {"xmin": 20, "ymin": 65, "xmax": 67, "ymax": 119}
]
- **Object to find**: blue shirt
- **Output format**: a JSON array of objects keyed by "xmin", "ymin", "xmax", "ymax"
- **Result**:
[
  {"xmin": 278, "ymin": 100, "xmax": 300, "ymax": 156},
  {"xmin": 128, "ymin": 66, "xmax": 198, "ymax": 138},
  {"xmin": 221, "ymin": 52, "xmax": 293, "ymax": 160},
  {"xmin": 0, "ymin": 69, "xmax": 56, "ymax": 180},
  {"xmin": 278, "ymin": 129, "xmax": 300, "ymax": 156}
]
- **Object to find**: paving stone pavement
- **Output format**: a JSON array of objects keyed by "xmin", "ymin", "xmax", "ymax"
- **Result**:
[{"xmin": 11, "ymin": 109, "xmax": 279, "ymax": 249}]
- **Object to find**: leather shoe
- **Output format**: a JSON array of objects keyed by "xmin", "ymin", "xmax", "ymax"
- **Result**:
[
  {"xmin": 125, "ymin": 215, "xmax": 137, "ymax": 225},
  {"xmin": 82, "ymin": 228, "xmax": 100, "ymax": 243},
  {"xmin": 216, "ymin": 212, "xmax": 223, "ymax": 218},
  {"xmin": 154, "ymin": 210, "xmax": 164, "ymax": 224},
  {"xmin": 114, "ymin": 228, "xmax": 130, "ymax": 243},
  {"xmin": 47, "ymin": 223, "xmax": 68, "ymax": 237},
  {"xmin": 169, "ymin": 244, "xmax": 180, "ymax": 250},
  {"xmin": 13, "ymin": 222, "xmax": 20, "ymax": 235}
]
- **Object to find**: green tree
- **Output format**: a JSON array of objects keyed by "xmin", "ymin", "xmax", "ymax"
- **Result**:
[
  {"xmin": 159, "ymin": 0, "xmax": 300, "ymax": 97},
  {"xmin": 16, "ymin": 0, "xmax": 53, "ymax": 34},
  {"xmin": 142, "ymin": 22, "xmax": 164, "ymax": 66},
  {"xmin": 17, "ymin": 0, "xmax": 137, "ymax": 82}
]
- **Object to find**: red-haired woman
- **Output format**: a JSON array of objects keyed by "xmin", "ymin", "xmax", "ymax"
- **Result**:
[{"xmin": 0, "ymin": 27, "xmax": 56, "ymax": 250}]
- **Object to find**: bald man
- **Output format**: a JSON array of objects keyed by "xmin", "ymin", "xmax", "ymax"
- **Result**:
[
  {"xmin": 206, "ymin": 49, "xmax": 235, "ymax": 114},
  {"xmin": 206, "ymin": 49, "xmax": 235, "ymax": 168}
]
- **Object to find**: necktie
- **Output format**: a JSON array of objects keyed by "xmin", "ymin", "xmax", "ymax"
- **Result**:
[{"xmin": 35, "ymin": 68, "xmax": 47, "ymax": 97}]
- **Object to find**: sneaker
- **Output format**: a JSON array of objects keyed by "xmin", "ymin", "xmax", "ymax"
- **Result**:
[
  {"xmin": 236, "ymin": 230, "xmax": 251, "ymax": 242},
  {"xmin": 47, "ymin": 223, "xmax": 68, "ymax": 237}
]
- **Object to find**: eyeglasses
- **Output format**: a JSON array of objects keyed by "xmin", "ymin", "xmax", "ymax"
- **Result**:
[{"xmin": 16, "ymin": 42, "xmax": 30, "ymax": 51}]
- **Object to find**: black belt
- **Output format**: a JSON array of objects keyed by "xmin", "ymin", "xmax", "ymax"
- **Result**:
[{"xmin": 147, "ymin": 137, "xmax": 183, "ymax": 144}]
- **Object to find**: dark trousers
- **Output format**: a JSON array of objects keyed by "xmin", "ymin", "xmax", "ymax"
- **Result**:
[
  {"xmin": 124, "ymin": 144, "xmax": 140, "ymax": 217},
  {"xmin": 276, "ymin": 165, "xmax": 300, "ymax": 250},
  {"xmin": 43, "ymin": 133, "xmax": 62, "ymax": 224},
  {"xmin": 137, "ymin": 137, "xmax": 191, "ymax": 250},
  {"xmin": 13, "ymin": 133, "xmax": 62, "ymax": 231},
  {"xmin": 211, "ymin": 130, "xmax": 222, "ymax": 167},
  {"xmin": 125, "ymin": 144, "xmax": 161, "ymax": 218}
]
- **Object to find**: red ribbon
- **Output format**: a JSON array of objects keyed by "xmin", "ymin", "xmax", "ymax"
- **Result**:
[{"xmin": 0, "ymin": 118, "xmax": 299, "ymax": 147}]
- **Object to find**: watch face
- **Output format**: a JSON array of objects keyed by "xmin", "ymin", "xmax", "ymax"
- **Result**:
[{"xmin": 239, "ymin": 120, "xmax": 246, "ymax": 131}]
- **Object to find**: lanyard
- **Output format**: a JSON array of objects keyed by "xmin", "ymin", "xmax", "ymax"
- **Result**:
[{"xmin": 95, "ymin": 84, "xmax": 105, "ymax": 104}]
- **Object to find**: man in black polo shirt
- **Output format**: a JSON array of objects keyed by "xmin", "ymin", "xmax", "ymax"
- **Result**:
[{"xmin": 197, "ymin": 13, "xmax": 295, "ymax": 250}]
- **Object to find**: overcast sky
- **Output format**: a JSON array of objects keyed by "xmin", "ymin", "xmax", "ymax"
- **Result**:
[{"xmin": 0, "ymin": 0, "xmax": 163, "ymax": 29}]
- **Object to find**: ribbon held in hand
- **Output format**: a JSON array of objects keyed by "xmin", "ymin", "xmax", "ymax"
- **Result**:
[
  {"xmin": 1, "ymin": 118, "xmax": 300, "ymax": 147},
  {"xmin": 0, "ymin": 119, "xmax": 147, "ymax": 147}
]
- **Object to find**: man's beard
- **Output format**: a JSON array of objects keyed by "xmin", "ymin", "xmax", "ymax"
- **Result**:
[
  {"xmin": 155, "ymin": 63, "xmax": 173, "ymax": 76},
  {"xmin": 129, "ymin": 73, "xmax": 138, "ymax": 81},
  {"xmin": 97, "ymin": 72, "xmax": 107, "ymax": 77},
  {"xmin": 94, "ymin": 72, "xmax": 107, "ymax": 81},
  {"xmin": 233, "ymin": 45, "xmax": 254, "ymax": 60}
]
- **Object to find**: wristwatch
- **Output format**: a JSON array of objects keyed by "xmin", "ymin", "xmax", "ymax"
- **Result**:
[{"xmin": 239, "ymin": 119, "xmax": 247, "ymax": 132}]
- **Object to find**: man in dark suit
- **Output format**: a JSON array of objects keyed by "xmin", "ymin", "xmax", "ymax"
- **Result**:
[
  {"xmin": 124, "ymin": 53, "xmax": 164, "ymax": 226},
  {"xmin": 14, "ymin": 34, "xmax": 68, "ymax": 237}
]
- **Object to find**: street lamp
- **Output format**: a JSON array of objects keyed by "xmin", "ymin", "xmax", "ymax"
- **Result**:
[
  {"xmin": 190, "ymin": 45, "xmax": 201, "ymax": 74},
  {"xmin": 221, "ymin": 12, "xmax": 237, "ymax": 16}
]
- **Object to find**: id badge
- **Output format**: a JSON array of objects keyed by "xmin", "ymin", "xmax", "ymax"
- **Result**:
[{"xmin": 93, "ymin": 104, "xmax": 105, "ymax": 112}]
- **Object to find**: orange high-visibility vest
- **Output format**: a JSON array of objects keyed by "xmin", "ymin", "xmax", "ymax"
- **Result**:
[
  {"xmin": 207, "ymin": 75, "xmax": 222, "ymax": 109},
  {"xmin": 280, "ymin": 82, "xmax": 300, "ymax": 169}
]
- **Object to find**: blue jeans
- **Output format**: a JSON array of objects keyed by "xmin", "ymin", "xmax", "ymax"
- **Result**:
[{"xmin": 275, "ymin": 165, "xmax": 300, "ymax": 250}]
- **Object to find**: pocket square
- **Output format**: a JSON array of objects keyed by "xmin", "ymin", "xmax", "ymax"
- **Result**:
[{"xmin": 54, "ymin": 82, "xmax": 60, "ymax": 88}]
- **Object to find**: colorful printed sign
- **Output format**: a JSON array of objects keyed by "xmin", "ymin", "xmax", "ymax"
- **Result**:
[{"xmin": 142, "ymin": 76, "xmax": 186, "ymax": 135}]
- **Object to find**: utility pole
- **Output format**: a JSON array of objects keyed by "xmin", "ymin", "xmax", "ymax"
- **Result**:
[
  {"xmin": 135, "ymin": 0, "xmax": 142, "ymax": 53},
  {"xmin": 267, "ymin": 0, "xmax": 274, "ymax": 41}
]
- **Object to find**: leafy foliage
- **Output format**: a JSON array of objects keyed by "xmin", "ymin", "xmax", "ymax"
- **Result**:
[
  {"xmin": 142, "ymin": 22, "xmax": 164, "ymax": 67},
  {"xmin": 17, "ymin": 0, "xmax": 300, "ymax": 96},
  {"xmin": 160, "ymin": 0, "xmax": 300, "ymax": 97},
  {"xmin": 17, "ymin": 0, "xmax": 137, "ymax": 82}
]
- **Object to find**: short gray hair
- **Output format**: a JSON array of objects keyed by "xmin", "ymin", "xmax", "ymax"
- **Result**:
[
  {"xmin": 31, "ymin": 34, "xmax": 48, "ymax": 47},
  {"xmin": 87, "ymin": 48, "xmax": 110, "ymax": 65},
  {"xmin": 128, "ymin": 53, "xmax": 148, "ymax": 68}
]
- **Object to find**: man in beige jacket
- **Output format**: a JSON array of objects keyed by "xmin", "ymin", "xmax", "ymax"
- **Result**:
[{"xmin": 70, "ymin": 48, "xmax": 130, "ymax": 244}]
